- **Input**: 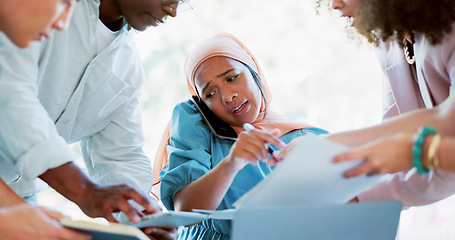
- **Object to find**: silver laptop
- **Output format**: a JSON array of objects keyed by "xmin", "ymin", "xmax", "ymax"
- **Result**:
[{"xmin": 232, "ymin": 201, "xmax": 402, "ymax": 240}]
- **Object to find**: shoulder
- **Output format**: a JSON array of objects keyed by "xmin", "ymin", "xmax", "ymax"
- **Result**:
[
  {"xmin": 417, "ymin": 22, "xmax": 455, "ymax": 61},
  {"xmin": 170, "ymin": 100, "xmax": 209, "ymax": 136},
  {"xmin": 172, "ymin": 100, "xmax": 200, "ymax": 120},
  {"xmin": 167, "ymin": 100, "xmax": 214, "ymax": 157}
]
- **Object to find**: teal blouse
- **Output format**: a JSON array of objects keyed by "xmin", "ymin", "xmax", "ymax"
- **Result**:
[{"xmin": 160, "ymin": 100, "xmax": 328, "ymax": 240}]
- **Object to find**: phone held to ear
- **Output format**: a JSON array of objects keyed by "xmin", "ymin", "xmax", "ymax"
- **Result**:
[{"xmin": 191, "ymin": 96, "xmax": 238, "ymax": 141}]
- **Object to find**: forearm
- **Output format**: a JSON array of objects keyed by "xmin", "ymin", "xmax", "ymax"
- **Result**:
[
  {"xmin": 355, "ymin": 135, "xmax": 455, "ymax": 206},
  {"xmin": 437, "ymin": 137, "xmax": 455, "ymax": 171},
  {"xmin": 39, "ymin": 162, "xmax": 96, "ymax": 204},
  {"xmin": 329, "ymin": 103, "xmax": 452, "ymax": 147},
  {"xmin": 0, "ymin": 179, "xmax": 26, "ymax": 206},
  {"xmin": 174, "ymin": 160, "xmax": 238, "ymax": 212}
]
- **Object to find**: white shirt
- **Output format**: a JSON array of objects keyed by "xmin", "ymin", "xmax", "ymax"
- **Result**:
[
  {"xmin": 96, "ymin": 19, "xmax": 119, "ymax": 52},
  {"xmin": 0, "ymin": 0, "xmax": 153, "ymax": 199}
]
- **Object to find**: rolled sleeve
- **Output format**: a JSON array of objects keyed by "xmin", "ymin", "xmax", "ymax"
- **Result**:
[
  {"xmin": 16, "ymin": 137, "xmax": 78, "ymax": 180},
  {"xmin": 357, "ymin": 168, "xmax": 455, "ymax": 206},
  {"xmin": 0, "ymin": 34, "xmax": 78, "ymax": 181}
]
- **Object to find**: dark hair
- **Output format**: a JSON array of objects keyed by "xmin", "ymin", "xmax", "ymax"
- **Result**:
[
  {"xmin": 355, "ymin": 0, "xmax": 455, "ymax": 45},
  {"xmin": 316, "ymin": 0, "xmax": 455, "ymax": 45},
  {"xmin": 242, "ymin": 63, "xmax": 268, "ymax": 116}
]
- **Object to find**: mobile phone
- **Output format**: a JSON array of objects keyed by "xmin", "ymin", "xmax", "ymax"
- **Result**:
[{"xmin": 191, "ymin": 96, "xmax": 237, "ymax": 141}]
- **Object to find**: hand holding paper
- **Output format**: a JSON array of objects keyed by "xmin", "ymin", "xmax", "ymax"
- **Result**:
[
  {"xmin": 234, "ymin": 137, "xmax": 383, "ymax": 207},
  {"xmin": 333, "ymin": 133, "xmax": 416, "ymax": 177}
]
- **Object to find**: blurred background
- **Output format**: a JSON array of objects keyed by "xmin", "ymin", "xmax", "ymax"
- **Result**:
[{"xmin": 38, "ymin": 0, "xmax": 455, "ymax": 239}]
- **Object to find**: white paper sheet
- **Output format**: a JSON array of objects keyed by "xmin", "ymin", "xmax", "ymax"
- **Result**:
[
  {"xmin": 233, "ymin": 137, "xmax": 382, "ymax": 207},
  {"xmin": 192, "ymin": 209, "xmax": 237, "ymax": 220},
  {"xmin": 129, "ymin": 211, "xmax": 209, "ymax": 228}
]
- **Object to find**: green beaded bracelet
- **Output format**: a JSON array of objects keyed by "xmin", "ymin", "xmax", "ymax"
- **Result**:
[{"xmin": 412, "ymin": 126, "xmax": 437, "ymax": 175}]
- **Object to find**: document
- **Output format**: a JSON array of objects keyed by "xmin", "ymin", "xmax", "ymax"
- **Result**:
[
  {"xmin": 60, "ymin": 218, "xmax": 149, "ymax": 240},
  {"xmin": 128, "ymin": 211, "xmax": 208, "ymax": 229},
  {"xmin": 128, "ymin": 209, "xmax": 235, "ymax": 229},
  {"xmin": 234, "ymin": 137, "xmax": 382, "ymax": 207}
]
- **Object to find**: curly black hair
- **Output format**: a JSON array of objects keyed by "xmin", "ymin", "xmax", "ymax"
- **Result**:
[
  {"xmin": 356, "ymin": 0, "xmax": 455, "ymax": 44},
  {"xmin": 317, "ymin": 0, "xmax": 455, "ymax": 45}
]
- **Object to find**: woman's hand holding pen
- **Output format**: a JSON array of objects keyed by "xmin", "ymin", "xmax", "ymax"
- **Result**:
[
  {"xmin": 223, "ymin": 124, "xmax": 286, "ymax": 173},
  {"xmin": 174, "ymin": 124, "xmax": 286, "ymax": 212},
  {"xmin": 267, "ymin": 136, "xmax": 307, "ymax": 166}
]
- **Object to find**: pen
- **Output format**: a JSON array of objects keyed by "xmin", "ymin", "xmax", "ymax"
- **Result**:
[{"xmin": 243, "ymin": 123, "xmax": 278, "ymax": 155}]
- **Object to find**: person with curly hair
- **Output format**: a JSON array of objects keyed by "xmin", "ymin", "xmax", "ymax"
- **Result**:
[
  {"xmin": 328, "ymin": 0, "xmax": 455, "ymax": 117},
  {"xmin": 272, "ymin": 0, "xmax": 455, "ymax": 206},
  {"xmin": 310, "ymin": 0, "xmax": 455, "ymax": 206}
]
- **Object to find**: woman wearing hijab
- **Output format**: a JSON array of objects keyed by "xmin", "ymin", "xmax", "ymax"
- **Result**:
[{"xmin": 156, "ymin": 33, "xmax": 328, "ymax": 240}]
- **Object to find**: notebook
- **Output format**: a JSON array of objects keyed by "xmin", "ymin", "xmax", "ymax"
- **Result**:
[{"xmin": 60, "ymin": 219, "xmax": 149, "ymax": 240}]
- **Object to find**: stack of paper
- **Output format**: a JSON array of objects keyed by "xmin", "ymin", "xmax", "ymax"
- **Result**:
[{"xmin": 234, "ymin": 137, "xmax": 382, "ymax": 207}]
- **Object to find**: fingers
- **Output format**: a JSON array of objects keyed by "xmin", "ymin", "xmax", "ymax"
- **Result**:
[
  {"xmin": 239, "ymin": 128, "xmax": 286, "ymax": 161},
  {"xmin": 40, "ymin": 210, "xmax": 92, "ymax": 240},
  {"xmin": 332, "ymin": 147, "xmax": 380, "ymax": 178},
  {"xmin": 245, "ymin": 128, "xmax": 286, "ymax": 149},
  {"xmin": 333, "ymin": 149, "xmax": 381, "ymax": 178},
  {"xmin": 342, "ymin": 163, "xmax": 374, "ymax": 178},
  {"xmin": 103, "ymin": 211, "xmax": 118, "ymax": 223},
  {"xmin": 270, "ymin": 128, "xmax": 282, "ymax": 137},
  {"xmin": 115, "ymin": 185, "xmax": 157, "ymax": 215},
  {"xmin": 366, "ymin": 168, "xmax": 380, "ymax": 177},
  {"xmin": 272, "ymin": 136, "xmax": 305, "ymax": 160},
  {"xmin": 267, "ymin": 157, "xmax": 280, "ymax": 166},
  {"xmin": 103, "ymin": 185, "xmax": 157, "ymax": 222},
  {"xmin": 266, "ymin": 150, "xmax": 287, "ymax": 165},
  {"xmin": 332, "ymin": 147, "xmax": 368, "ymax": 163},
  {"xmin": 144, "ymin": 227, "xmax": 177, "ymax": 240},
  {"xmin": 114, "ymin": 197, "xmax": 141, "ymax": 223},
  {"xmin": 273, "ymin": 149, "xmax": 286, "ymax": 160},
  {"xmin": 41, "ymin": 207, "xmax": 65, "ymax": 220},
  {"xmin": 80, "ymin": 183, "xmax": 160, "ymax": 224},
  {"xmin": 242, "ymin": 139, "xmax": 268, "ymax": 162}
]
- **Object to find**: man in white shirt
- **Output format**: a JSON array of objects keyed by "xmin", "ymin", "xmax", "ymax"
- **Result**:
[{"xmin": 0, "ymin": 0, "xmax": 185, "ymax": 238}]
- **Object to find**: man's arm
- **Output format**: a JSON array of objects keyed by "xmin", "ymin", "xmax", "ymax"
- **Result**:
[
  {"xmin": 39, "ymin": 162, "xmax": 157, "ymax": 223},
  {"xmin": 0, "ymin": 204, "xmax": 91, "ymax": 240},
  {"xmin": 0, "ymin": 179, "xmax": 26, "ymax": 206},
  {"xmin": 0, "ymin": 35, "xmax": 79, "ymax": 182}
]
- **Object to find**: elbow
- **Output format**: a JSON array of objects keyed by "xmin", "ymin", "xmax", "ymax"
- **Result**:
[{"xmin": 173, "ymin": 190, "xmax": 193, "ymax": 212}]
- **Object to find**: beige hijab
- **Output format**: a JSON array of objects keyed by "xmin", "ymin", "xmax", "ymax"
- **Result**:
[{"xmin": 152, "ymin": 33, "xmax": 311, "ymax": 199}]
